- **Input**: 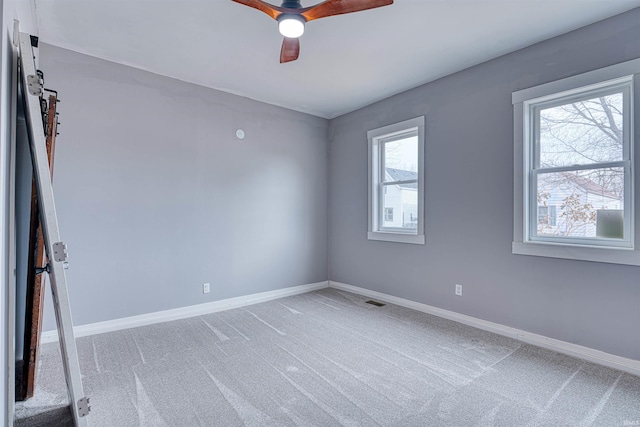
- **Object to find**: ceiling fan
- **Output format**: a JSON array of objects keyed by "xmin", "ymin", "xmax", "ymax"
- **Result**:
[{"xmin": 232, "ymin": 0, "xmax": 394, "ymax": 63}]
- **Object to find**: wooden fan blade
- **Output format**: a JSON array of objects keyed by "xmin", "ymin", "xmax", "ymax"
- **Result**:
[
  {"xmin": 280, "ymin": 37, "xmax": 300, "ymax": 63},
  {"xmin": 231, "ymin": 0, "xmax": 284, "ymax": 20},
  {"xmin": 301, "ymin": 0, "xmax": 393, "ymax": 22}
]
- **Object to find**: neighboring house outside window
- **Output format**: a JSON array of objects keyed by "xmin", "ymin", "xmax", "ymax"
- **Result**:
[
  {"xmin": 383, "ymin": 168, "xmax": 417, "ymax": 229},
  {"xmin": 368, "ymin": 117, "xmax": 425, "ymax": 244},
  {"xmin": 538, "ymin": 205, "xmax": 556, "ymax": 228},
  {"xmin": 384, "ymin": 207, "xmax": 394, "ymax": 222},
  {"xmin": 512, "ymin": 58, "xmax": 640, "ymax": 265},
  {"xmin": 537, "ymin": 173, "xmax": 621, "ymax": 237}
]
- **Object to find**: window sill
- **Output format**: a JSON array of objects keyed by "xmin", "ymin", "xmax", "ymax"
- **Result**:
[
  {"xmin": 368, "ymin": 231, "xmax": 425, "ymax": 245},
  {"xmin": 512, "ymin": 241, "xmax": 640, "ymax": 266}
]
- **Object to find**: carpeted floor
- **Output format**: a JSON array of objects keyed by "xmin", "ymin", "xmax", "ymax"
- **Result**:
[{"xmin": 14, "ymin": 288, "xmax": 640, "ymax": 426}]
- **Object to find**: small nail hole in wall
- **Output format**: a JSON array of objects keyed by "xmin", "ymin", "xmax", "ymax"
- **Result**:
[{"xmin": 235, "ymin": 129, "xmax": 245, "ymax": 140}]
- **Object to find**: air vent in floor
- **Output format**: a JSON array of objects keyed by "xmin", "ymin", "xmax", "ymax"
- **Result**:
[{"xmin": 365, "ymin": 300, "xmax": 386, "ymax": 307}]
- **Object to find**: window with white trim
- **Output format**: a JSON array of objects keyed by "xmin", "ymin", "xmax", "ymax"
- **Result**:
[
  {"xmin": 368, "ymin": 117, "xmax": 425, "ymax": 244},
  {"xmin": 512, "ymin": 59, "xmax": 640, "ymax": 265}
]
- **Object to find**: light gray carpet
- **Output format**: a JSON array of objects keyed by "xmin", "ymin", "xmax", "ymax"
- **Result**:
[{"xmin": 15, "ymin": 288, "xmax": 640, "ymax": 426}]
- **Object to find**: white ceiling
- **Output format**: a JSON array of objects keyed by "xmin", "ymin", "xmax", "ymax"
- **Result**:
[{"xmin": 34, "ymin": 0, "xmax": 640, "ymax": 119}]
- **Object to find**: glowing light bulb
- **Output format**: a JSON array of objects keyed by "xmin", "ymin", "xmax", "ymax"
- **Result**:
[{"xmin": 278, "ymin": 15, "xmax": 305, "ymax": 38}]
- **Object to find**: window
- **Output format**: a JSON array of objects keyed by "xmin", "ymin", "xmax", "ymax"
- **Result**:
[
  {"xmin": 538, "ymin": 205, "xmax": 557, "ymax": 227},
  {"xmin": 512, "ymin": 58, "xmax": 640, "ymax": 265},
  {"xmin": 530, "ymin": 81, "xmax": 630, "ymax": 246},
  {"xmin": 368, "ymin": 117, "xmax": 425, "ymax": 244}
]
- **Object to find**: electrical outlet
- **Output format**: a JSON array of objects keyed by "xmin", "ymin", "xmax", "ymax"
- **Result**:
[
  {"xmin": 203, "ymin": 283, "xmax": 210, "ymax": 294},
  {"xmin": 455, "ymin": 284, "xmax": 463, "ymax": 296}
]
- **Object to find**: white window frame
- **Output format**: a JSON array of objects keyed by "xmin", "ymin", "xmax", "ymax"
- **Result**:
[
  {"xmin": 528, "ymin": 78, "xmax": 632, "ymax": 247},
  {"xmin": 512, "ymin": 58, "xmax": 640, "ymax": 265},
  {"xmin": 368, "ymin": 116, "xmax": 425, "ymax": 244}
]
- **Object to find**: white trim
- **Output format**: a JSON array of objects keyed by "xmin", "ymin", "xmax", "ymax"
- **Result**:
[
  {"xmin": 41, "ymin": 281, "xmax": 329, "ymax": 343},
  {"xmin": 366, "ymin": 117, "xmax": 424, "ymax": 140},
  {"xmin": 526, "ymin": 80, "xmax": 633, "ymax": 248},
  {"xmin": 513, "ymin": 59, "xmax": 640, "ymax": 264},
  {"xmin": 367, "ymin": 231, "xmax": 425, "ymax": 244},
  {"xmin": 39, "ymin": 279, "xmax": 640, "ymax": 377},
  {"xmin": 329, "ymin": 281, "xmax": 640, "ymax": 377},
  {"xmin": 512, "ymin": 241, "xmax": 640, "ymax": 265}
]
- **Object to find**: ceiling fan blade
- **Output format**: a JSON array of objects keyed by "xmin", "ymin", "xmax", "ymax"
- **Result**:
[
  {"xmin": 231, "ymin": 0, "xmax": 284, "ymax": 20},
  {"xmin": 280, "ymin": 37, "xmax": 300, "ymax": 63},
  {"xmin": 301, "ymin": 0, "xmax": 393, "ymax": 22}
]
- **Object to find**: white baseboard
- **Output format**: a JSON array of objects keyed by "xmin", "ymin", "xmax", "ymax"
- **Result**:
[
  {"xmin": 41, "ymin": 279, "xmax": 640, "ymax": 377},
  {"xmin": 41, "ymin": 281, "xmax": 329, "ymax": 344},
  {"xmin": 329, "ymin": 281, "xmax": 640, "ymax": 377}
]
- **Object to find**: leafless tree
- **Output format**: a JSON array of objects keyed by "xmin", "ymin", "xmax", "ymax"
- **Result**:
[
  {"xmin": 540, "ymin": 94, "xmax": 623, "ymax": 196},
  {"xmin": 537, "ymin": 93, "xmax": 623, "ymax": 237}
]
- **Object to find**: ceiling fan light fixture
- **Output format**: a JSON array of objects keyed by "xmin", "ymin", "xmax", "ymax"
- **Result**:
[
  {"xmin": 233, "ymin": 0, "xmax": 394, "ymax": 62},
  {"xmin": 278, "ymin": 14, "xmax": 305, "ymax": 38}
]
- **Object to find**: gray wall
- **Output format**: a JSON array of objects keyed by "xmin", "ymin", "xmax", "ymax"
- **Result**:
[
  {"xmin": 39, "ymin": 44, "xmax": 329, "ymax": 330},
  {"xmin": 36, "ymin": 9, "xmax": 640, "ymax": 362},
  {"xmin": 328, "ymin": 9, "xmax": 640, "ymax": 360}
]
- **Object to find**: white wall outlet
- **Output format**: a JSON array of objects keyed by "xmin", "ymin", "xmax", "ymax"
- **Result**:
[
  {"xmin": 455, "ymin": 284, "xmax": 463, "ymax": 296},
  {"xmin": 203, "ymin": 283, "xmax": 210, "ymax": 294}
]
